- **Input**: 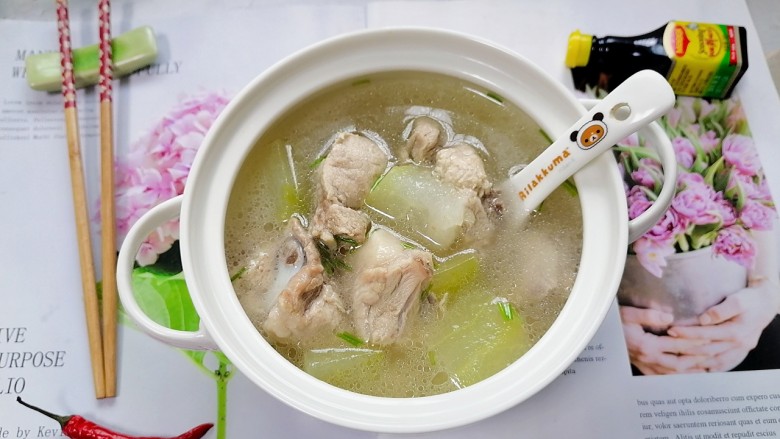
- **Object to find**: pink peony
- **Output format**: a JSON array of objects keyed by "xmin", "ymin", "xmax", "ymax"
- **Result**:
[
  {"xmin": 617, "ymin": 132, "xmax": 640, "ymax": 147},
  {"xmin": 625, "ymin": 96, "xmax": 774, "ymax": 278},
  {"xmin": 722, "ymin": 134, "xmax": 760, "ymax": 175},
  {"xmin": 698, "ymin": 100, "xmax": 717, "ymax": 119},
  {"xmin": 645, "ymin": 207, "xmax": 688, "ymax": 243},
  {"xmin": 676, "ymin": 171, "xmax": 707, "ymax": 191},
  {"xmin": 726, "ymin": 100, "xmax": 747, "ymax": 131},
  {"xmin": 671, "ymin": 187, "xmax": 719, "ymax": 225},
  {"xmin": 633, "ymin": 237, "xmax": 676, "ymax": 278},
  {"xmin": 712, "ymin": 192, "xmax": 737, "ymax": 227},
  {"xmin": 630, "ymin": 158, "xmax": 662, "ymax": 188},
  {"xmin": 739, "ymin": 200, "xmax": 776, "ymax": 231},
  {"xmin": 699, "ymin": 130, "xmax": 720, "ymax": 153},
  {"xmin": 713, "ymin": 226, "xmax": 756, "ymax": 269},
  {"xmin": 627, "ymin": 186, "xmax": 652, "ymax": 220},
  {"xmin": 672, "ymin": 136, "xmax": 696, "ymax": 169},
  {"xmin": 99, "ymin": 91, "xmax": 232, "ymax": 266},
  {"xmin": 753, "ymin": 178, "xmax": 774, "ymax": 202}
]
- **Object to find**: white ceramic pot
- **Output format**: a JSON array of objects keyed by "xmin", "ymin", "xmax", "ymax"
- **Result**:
[
  {"xmin": 619, "ymin": 246, "xmax": 748, "ymax": 326},
  {"xmin": 116, "ymin": 28, "xmax": 677, "ymax": 433}
]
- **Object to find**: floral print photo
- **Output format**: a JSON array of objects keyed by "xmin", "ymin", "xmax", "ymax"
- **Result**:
[
  {"xmin": 621, "ymin": 97, "xmax": 775, "ymax": 278},
  {"xmin": 95, "ymin": 91, "xmax": 235, "ymax": 438},
  {"xmin": 613, "ymin": 95, "xmax": 780, "ymax": 376}
]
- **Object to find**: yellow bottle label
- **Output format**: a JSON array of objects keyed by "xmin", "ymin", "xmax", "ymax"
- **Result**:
[{"xmin": 662, "ymin": 21, "xmax": 744, "ymax": 98}]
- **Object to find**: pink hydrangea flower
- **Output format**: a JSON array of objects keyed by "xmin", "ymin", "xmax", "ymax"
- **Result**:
[
  {"xmin": 99, "ymin": 91, "xmax": 232, "ymax": 266},
  {"xmin": 713, "ymin": 226, "xmax": 756, "ymax": 269}
]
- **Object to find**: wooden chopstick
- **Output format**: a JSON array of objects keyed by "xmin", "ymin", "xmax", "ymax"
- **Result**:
[
  {"xmin": 98, "ymin": 0, "xmax": 118, "ymax": 398},
  {"xmin": 55, "ymin": 0, "xmax": 107, "ymax": 399}
]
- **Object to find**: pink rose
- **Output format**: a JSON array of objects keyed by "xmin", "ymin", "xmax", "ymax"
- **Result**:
[
  {"xmin": 722, "ymin": 134, "xmax": 760, "ymax": 175},
  {"xmin": 713, "ymin": 226, "xmax": 756, "ymax": 269},
  {"xmin": 633, "ymin": 236, "xmax": 676, "ymax": 278}
]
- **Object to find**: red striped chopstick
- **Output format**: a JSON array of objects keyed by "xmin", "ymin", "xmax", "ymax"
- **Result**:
[
  {"xmin": 55, "ymin": 0, "xmax": 107, "ymax": 399},
  {"xmin": 98, "ymin": 0, "xmax": 118, "ymax": 398}
]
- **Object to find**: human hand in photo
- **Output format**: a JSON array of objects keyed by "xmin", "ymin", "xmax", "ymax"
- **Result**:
[
  {"xmin": 620, "ymin": 305, "xmax": 710, "ymax": 375},
  {"xmin": 666, "ymin": 280, "xmax": 780, "ymax": 372}
]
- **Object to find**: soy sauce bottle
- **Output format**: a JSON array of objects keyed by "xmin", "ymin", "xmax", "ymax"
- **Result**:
[{"xmin": 566, "ymin": 21, "xmax": 749, "ymax": 99}]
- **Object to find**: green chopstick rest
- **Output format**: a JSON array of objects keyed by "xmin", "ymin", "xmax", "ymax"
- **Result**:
[{"xmin": 25, "ymin": 25, "xmax": 158, "ymax": 92}]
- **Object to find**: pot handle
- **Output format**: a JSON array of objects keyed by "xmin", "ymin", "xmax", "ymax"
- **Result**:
[
  {"xmin": 116, "ymin": 195, "xmax": 219, "ymax": 350},
  {"xmin": 579, "ymin": 98, "xmax": 677, "ymax": 244}
]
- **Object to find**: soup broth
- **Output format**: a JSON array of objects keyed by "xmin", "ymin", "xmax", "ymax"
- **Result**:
[{"xmin": 225, "ymin": 71, "xmax": 583, "ymax": 397}]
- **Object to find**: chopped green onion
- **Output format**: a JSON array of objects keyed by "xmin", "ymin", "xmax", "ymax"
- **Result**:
[
  {"xmin": 420, "ymin": 283, "xmax": 432, "ymax": 301},
  {"xmin": 401, "ymin": 241, "xmax": 417, "ymax": 250},
  {"xmin": 539, "ymin": 128, "xmax": 554, "ymax": 144},
  {"xmin": 562, "ymin": 179, "xmax": 578, "ymax": 196},
  {"xmin": 309, "ymin": 155, "xmax": 327, "ymax": 169},
  {"xmin": 485, "ymin": 91, "xmax": 504, "ymax": 103},
  {"xmin": 427, "ymin": 351, "xmax": 437, "ymax": 366},
  {"xmin": 337, "ymin": 331, "xmax": 364, "ymax": 346},
  {"xmin": 370, "ymin": 171, "xmax": 387, "ymax": 192},
  {"xmin": 351, "ymin": 78, "xmax": 371, "ymax": 86},
  {"xmin": 316, "ymin": 240, "xmax": 352, "ymax": 276},
  {"xmin": 335, "ymin": 235, "xmax": 359, "ymax": 247},
  {"xmin": 230, "ymin": 267, "xmax": 247, "ymax": 282},
  {"xmin": 497, "ymin": 301, "xmax": 515, "ymax": 321}
]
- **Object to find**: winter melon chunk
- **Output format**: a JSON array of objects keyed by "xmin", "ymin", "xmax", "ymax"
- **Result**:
[
  {"xmin": 428, "ymin": 292, "xmax": 529, "ymax": 388},
  {"xmin": 303, "ymin": 347, "xmax": 384, "ymax": 387},
  {"xmin": 365, "ymin": 165, "xmax": 471, "ymax": 251}
]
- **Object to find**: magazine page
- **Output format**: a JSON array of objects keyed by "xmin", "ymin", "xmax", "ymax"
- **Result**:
[
  {"xmin": 367, "ymin": 0, "xmax": 780, "ymax": 438},
  {"xmin": 1, "ymin": 1, "xmax": 779, "ymax": 438},
  {"xmin": 0, "ymin": 7, "xmax": 375, "ymax": 439}
]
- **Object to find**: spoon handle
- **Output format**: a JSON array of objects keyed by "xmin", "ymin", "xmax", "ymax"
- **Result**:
[{"xmin": 505, "ymin": 70, "xmax": 675, "ymax": 214}]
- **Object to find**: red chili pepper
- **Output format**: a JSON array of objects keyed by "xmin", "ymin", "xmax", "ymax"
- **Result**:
[{"xmin": 17, "ymin": 397, "xmax": 213, "ymax": 439}]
